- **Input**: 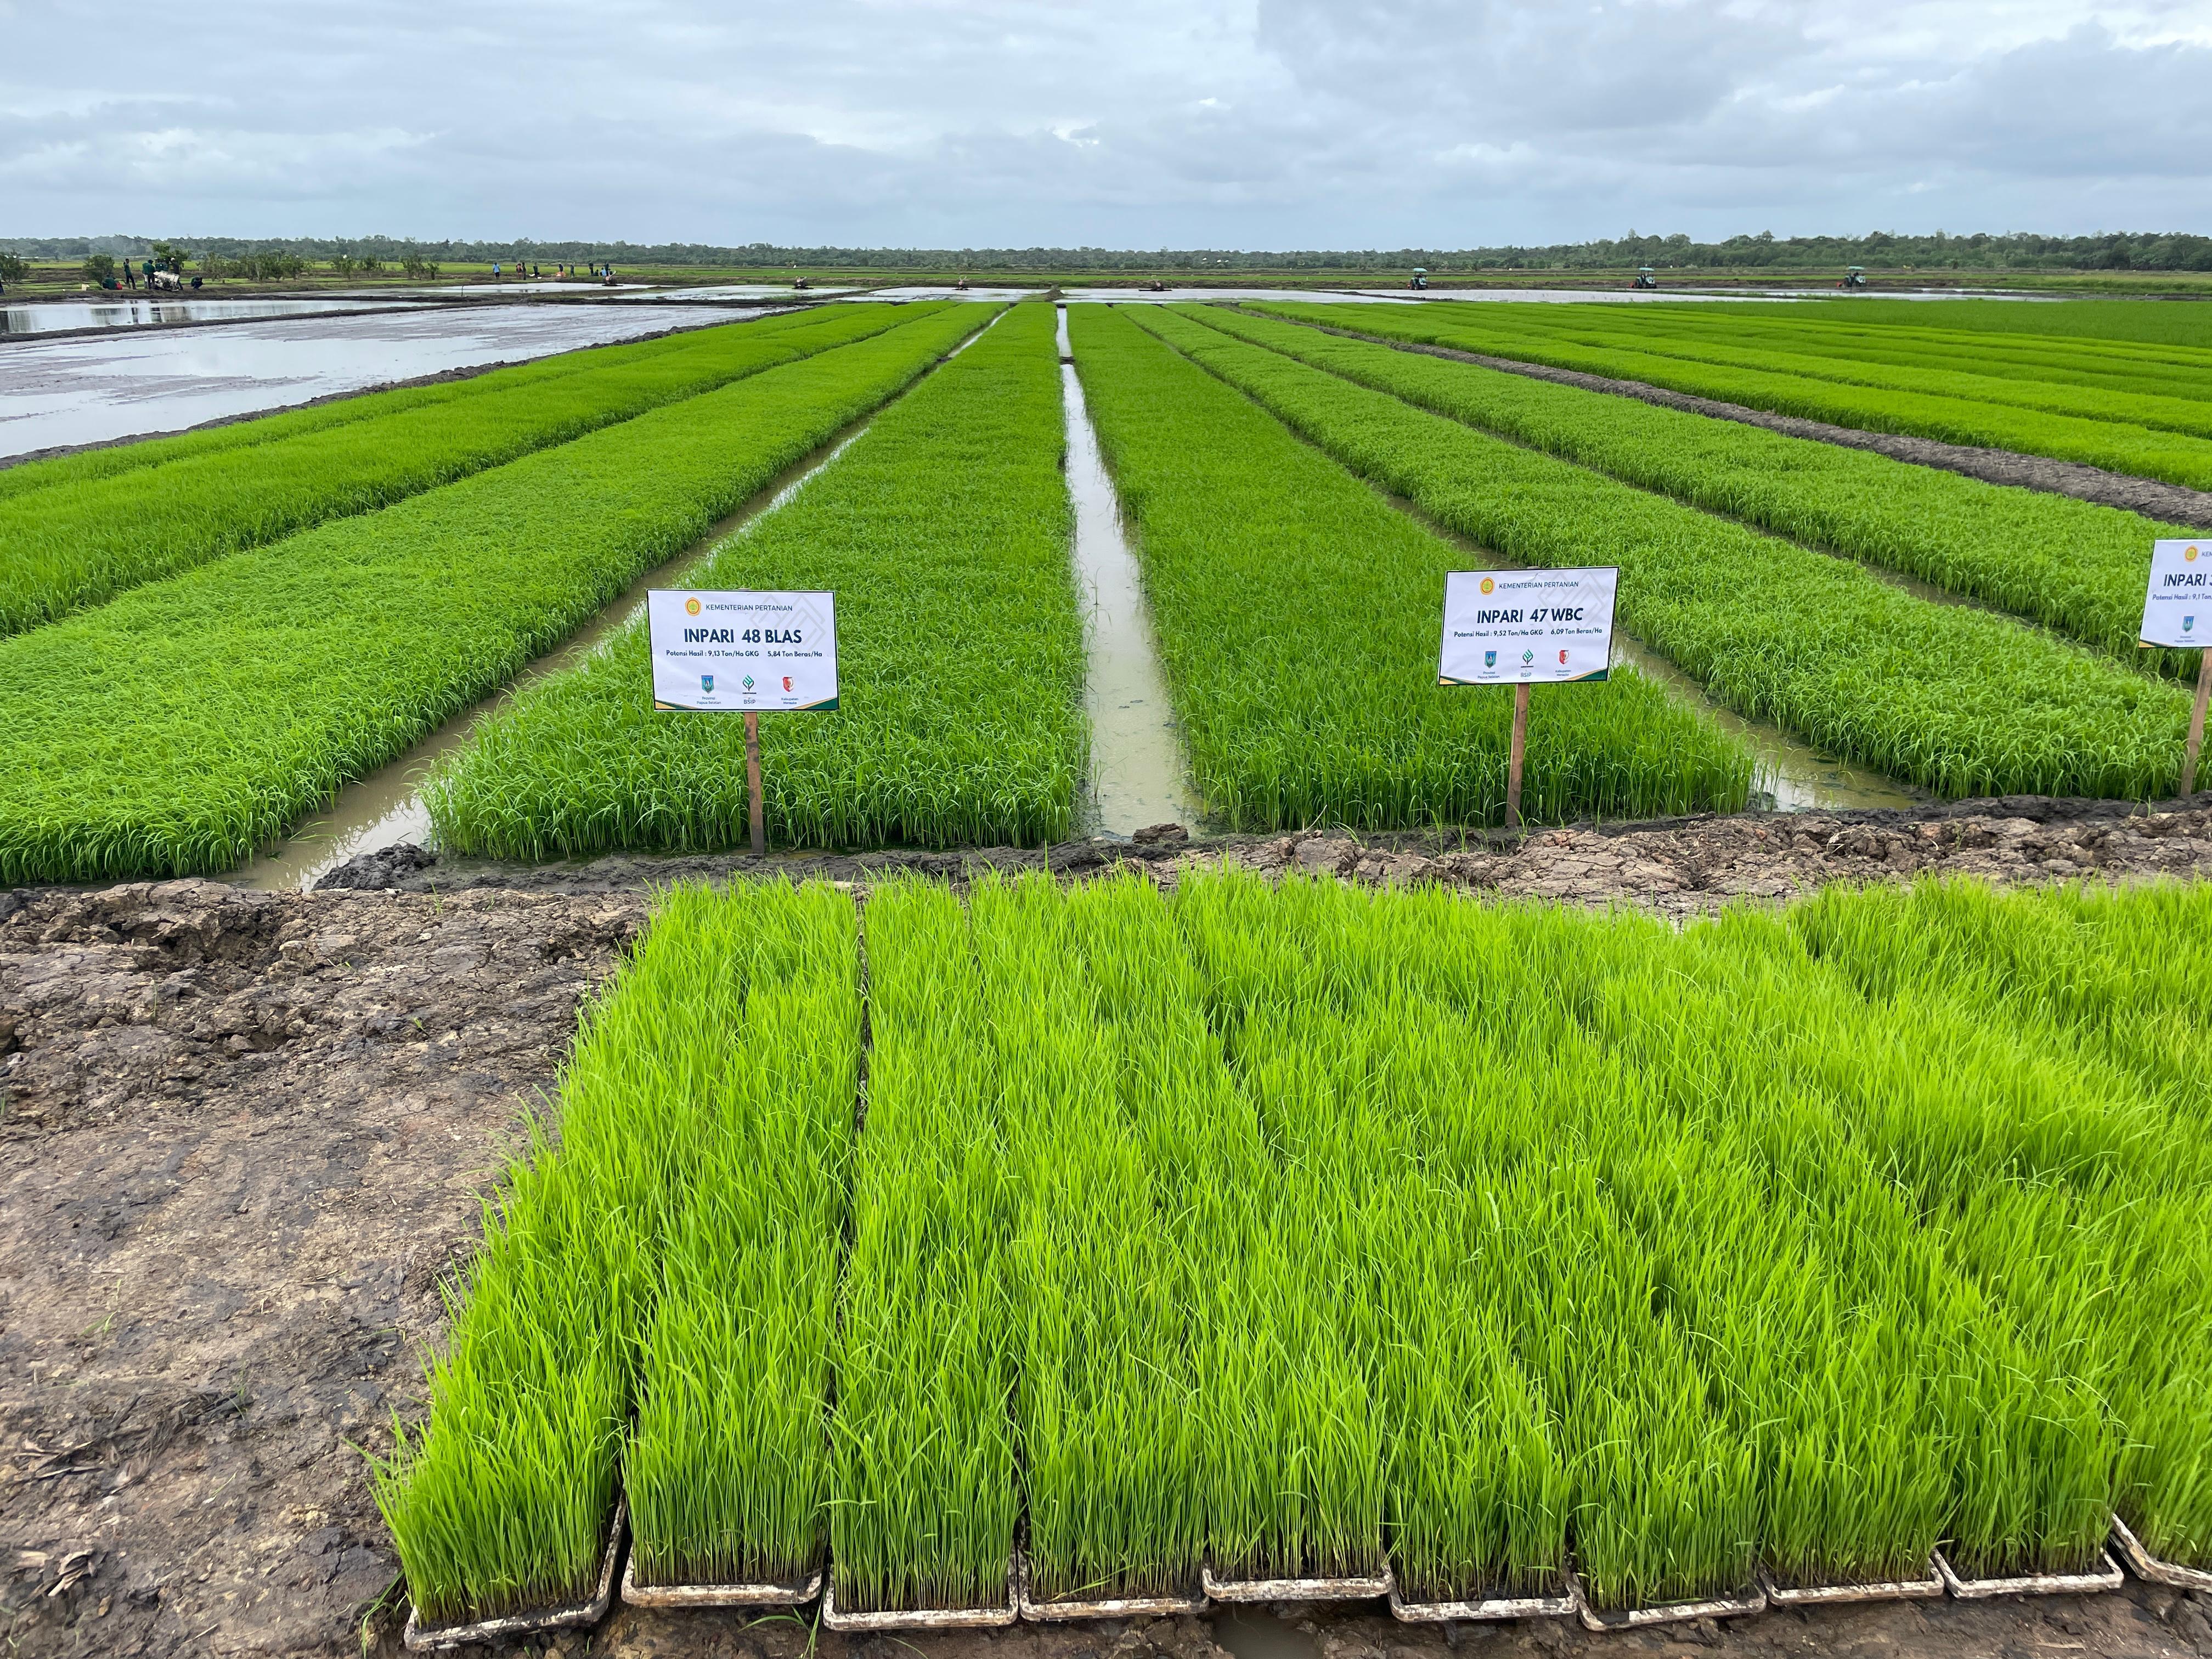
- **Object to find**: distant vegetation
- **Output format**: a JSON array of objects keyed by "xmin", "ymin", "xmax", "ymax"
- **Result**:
[{"xmin": 5, "ymin": 228, "xmax": 2211, "ymax": 273}]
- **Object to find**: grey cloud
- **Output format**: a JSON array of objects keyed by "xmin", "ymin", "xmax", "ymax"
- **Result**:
[{"xmin": 2, "ymin": 0, "xmax": 2204, "ymax": 246}]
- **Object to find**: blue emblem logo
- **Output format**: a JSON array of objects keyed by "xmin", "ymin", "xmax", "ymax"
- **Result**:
[
  {"xmin": 1483, "ymin": 649, "xmax": 1496, "ymax": 667},
  {"xmin": 701, "ymin": 673, "xmax": 714, "ymax": 692},
  {"xmin": 2187, "ymin": 616, "xmax": 2197, "ymax": 634}
]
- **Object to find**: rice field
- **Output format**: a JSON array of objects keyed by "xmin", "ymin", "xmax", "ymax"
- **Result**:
[
  {"xmin": 373, "ymin": 871, "xmax": 2212, "ymax": 1623},
  {"xmin": 1255, "ymin": 300, "xmax": 2212, "ymax": 491}
]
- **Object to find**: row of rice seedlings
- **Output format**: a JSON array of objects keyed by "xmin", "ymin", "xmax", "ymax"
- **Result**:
[
  {"xmin": 427, "ymin": 301, "xmax": 1087, "ymax": 858},
  {"xmin": 832, "ymin": 880, "xmax": 1018, "ymax": 1612},
  {"xmin": 623, "ymin": 885, "xmax": 860, "ymax": 1588},
  {"xmin": 969, "ymin": 874, "xmax": 1207, "ymax": 1602},
  {"xmin": 0, "ymin": 302, "xmax": 994, "ymax": 884},
  {"xmin": 1782, "ymin": 881, "xmax": 2212, "ymax": 1570},
  {"xmin": 1064, "ymin": 304, "xmax": 1754, "ymax": 831},
  {"xmin": 1186, "ymin": 305, "xmax": 2203, "ymax": 677},
  {"xmin": 373, "ymin": 881, "xmax": 859, "ymax": 1623},
  {"xmin": 1250, "ymin": 301, "xmax": 2212, "ymax": 491},
  {"xmin": 0, "ymin": 303, "xmax": 938, "ymax": 635},
  {"xmin": 1574, "ymin": 303, "xmax": 2212, "ymax": 405},
  {"xmin": 1378, "ymin": 300, "xmax": 2212, "ymax": 439},
  {"xmin": 1125, "ymin": 305, "xmax": 2191, "ymax": 799}
]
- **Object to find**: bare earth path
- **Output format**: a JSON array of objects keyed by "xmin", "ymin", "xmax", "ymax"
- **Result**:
[
  {"xmin": 5, "ymin": 802, "xmax": 2212, "ymax": 1656},
  {"xmin": 1301, "ymin": 323, "xmax": 2212, "ymax": 527}
]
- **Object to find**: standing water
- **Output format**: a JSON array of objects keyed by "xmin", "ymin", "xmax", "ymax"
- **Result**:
[{"xmin": 1058, "ymin": 306, "xmax": 1201, "ymax": 835}]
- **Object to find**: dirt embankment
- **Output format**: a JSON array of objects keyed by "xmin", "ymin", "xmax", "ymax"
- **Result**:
[
  {"xmin": 5, "ymin": 806, "xmax": 2212, "ymax": 1656},
  {"xmin": 1307, "ymin": 325, "xmax": 2212, "ymax": 527},
  {"xmin": 329, "ymin": 796, "xmax": 2212, "ymax": 922}
]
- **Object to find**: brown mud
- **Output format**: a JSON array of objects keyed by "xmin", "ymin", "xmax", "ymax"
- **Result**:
[
  {"xmin": 1311, "ymin": 327, "xmax": 2212, "ymax": 527},
  {"xmin": 5, "ymin": 803, "xmax": 2212, "ymax": 1656}
]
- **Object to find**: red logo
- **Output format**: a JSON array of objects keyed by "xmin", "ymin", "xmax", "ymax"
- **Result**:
[
  {"xmin": 1558, "ymin": 649, "xmax": 1568, "ymax": 664},
  {"xmin": 782, "ymin": 675, "xmax": 793, "ymax": 692}
]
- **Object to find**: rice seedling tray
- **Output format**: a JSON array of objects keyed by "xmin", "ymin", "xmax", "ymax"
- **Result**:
[
  {"xmin": 619, "ymin": 1559, "xmax": 823, "ymax": 1609},
  {"xmin": 1563, "ymin": 1562, "xmax": 1764, "ymax": 1632},
  {"xmin": 1755, "ymin": 1558, "xmax": 1944, "ymax": 1606},
  {"xmin": 1387, "ymin": 1573, "xmax": 1578, "ymax": 1623},
  {"xmin": 1931, "ymin": 1547, "xmax": 2124, "ymax": 1599},
  {"xmin": 819, "ymin": 1563, "xmax": 1019, "ymax": 1632},
  {"xmin": 1016, "ymin": 1554, "xmax": 1207, "ymax": 1621},
  {"xmin": 402, "ymin": 1499, "xmax": 624, "ymax": 1652},
  {"xmin": 2108, "ymin": 1517, "xmax": 2212, "ymax": 1594},
  {"xmin": 1201, "ymin": 1562, "xmax": 1394, "ymax": 1604}
]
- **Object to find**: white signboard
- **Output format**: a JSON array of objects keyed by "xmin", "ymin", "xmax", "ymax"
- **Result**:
[
  {"xmin": 1440, "ymin": 567, "xmax": 1617, "ymax": 685},
  {"xmin": 2141, "ymin": 540, "xmax": 2212, "ymax": 648},
  {"xmin": 647, "ymin": 589, "xmax": 838, "ymax": 712}
]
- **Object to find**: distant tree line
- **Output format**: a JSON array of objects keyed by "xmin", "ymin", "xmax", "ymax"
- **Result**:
[{"xmin": 4, "ymin": 228, "xmax": 2211, "ymax": 272}]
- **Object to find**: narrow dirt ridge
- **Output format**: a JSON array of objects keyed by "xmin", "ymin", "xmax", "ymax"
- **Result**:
[{"xmin": 1300, "ymin": 321, "xmax": 2212, "ymax": 527}]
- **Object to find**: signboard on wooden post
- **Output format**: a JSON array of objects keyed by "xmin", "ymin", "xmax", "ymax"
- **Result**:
[
  {"xmin": 1440, "ymin": 567, "xmax": 1620, "ymax": 830},
  {"xmin": 2142, "ymin": 541, "xmax": 2212, "ymax": 795},
  {"xmin": 647, "ymin": 589, "xmax": 839, "ymax": 855}
]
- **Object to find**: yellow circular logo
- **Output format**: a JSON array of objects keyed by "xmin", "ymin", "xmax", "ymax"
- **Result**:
[
  {"xmin": 1480, "ymin": 577, "xmax": 1495, "ymax": 594},
  {"xmin": 685, "ymin": 596, "xmax": 702, "ymax": 614}
]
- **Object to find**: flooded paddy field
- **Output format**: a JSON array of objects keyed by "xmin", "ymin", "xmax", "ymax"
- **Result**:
[
  {"xmin": 0, "ymin": 294, "xmax": 434, "ymax": 337},
  {"xmin": 0, "ymin": 299, "xmax": 764, "ymax": 460}
]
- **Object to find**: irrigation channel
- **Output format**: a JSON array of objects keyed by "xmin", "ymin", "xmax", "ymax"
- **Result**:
[{"xmin": 1058, "ymin": 304, "xmax": 1203, "ymax": 834}]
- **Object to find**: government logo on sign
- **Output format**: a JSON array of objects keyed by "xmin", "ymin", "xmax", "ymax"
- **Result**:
[
  {"xmin": 701, "ymin": 673, "xmax": 714, "ymax": 692},
  {"xmin": 1483, "ymin": 650, "xmax": 1496, "ymax": 667},
  {"xmin": 1480, "ymin": 577, "xmax": 1495, "ymax": 594},
  {"xmin": 686, "ymin": 596, "xmax": 702, "ymax": 615}
]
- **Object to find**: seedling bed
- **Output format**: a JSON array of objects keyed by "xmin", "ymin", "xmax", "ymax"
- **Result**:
[
  {"xmin": 1202, "ymin": 1562, "xmax": 1394, "ymax": 1604},
  {"xmin": 1387, "ymin": 1573, "xmax": 1578, "ymax": 1623},
  {"xmin": 820, "ymin": 1563, "xmax": 1019, "ymax": 1632},
  {"xmin": 2109, "ymin": 1515, "xmax": 2212, "ymax": 1594},
  {"xmin": 1016, "ymin": 1555, "xmax": 1206, "ymax": 1621},
  {"xmin": 403, "ymin": 1499, "xmax": 625, "ymax": 1652},
  {"xmin": 619, "ymin": 1559, "xmax": 823, "ymax": 1609},
  {"xmin": 1755, "ymin": 1558, "xmax": 1944, "ymax": 1606},
  {"xmin": 1932, "ymin": 1547, "xmax": 2124, "ymax": 1599},
  {"xmin": 1564, "ymin": 1562, "xmax": 1764, "ymax": 1632}
]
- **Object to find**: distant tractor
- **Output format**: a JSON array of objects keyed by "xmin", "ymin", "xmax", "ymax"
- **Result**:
[
  {"xmin": 1141, "ymin": 278, "xmax": 1170, "ymax": 292},
  {"xmin": 1632, "ymin": 267, "xmax": 1657, "ymax": 290},
  {"xmin": 1838, "ymin": 266, "xmax": 1867, "ymax": 289},
  {"xmin": 1409, "ymin": 267, "xmax": 1429, "ymax": 290},
  {"xmin": 793, "ymin": 276, "xmax": 812, "ymax": 291}
]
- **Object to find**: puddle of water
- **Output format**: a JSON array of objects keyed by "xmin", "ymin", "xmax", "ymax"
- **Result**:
[
  {"xmin": 1057, "ymin": 307, "xmax": 1201, "ymax": 837},
  {"xmin": 234, "ymin": 423, "xmax": 874, "ymax": 890},
  {"xmin": 0, "ymin": 296, "xmax": 430, "ymax": 336},
  {"xmin": 0, "ymin": 302, "xmax": 757, "ymax": 459},
  {"xmin": 1210, "ymin": 1607, "xmax": 1324, "ymax": 1659}
]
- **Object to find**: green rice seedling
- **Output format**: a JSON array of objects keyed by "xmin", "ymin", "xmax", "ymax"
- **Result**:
[
  {"xmin": 1127, "ymin": 304, "xmax": 2191, "ymax": 799},
  {"xmin": 0, "ymin": 303, "xmax": 939, "ymax": 634},
  {"xmin": 374, "ymin": 879, "xmax": 860, "ymax": 1622},
  {"xmin": 1252, "ymin": 301, "xmax": 2212, "ymax": 491},
  {"xmin": 623, "ymin": 887, "xmax": 859, "ymax": 1587},
  {"xmin": 1184, "ymin": 304, "xmax": 2204, "ymax": 677},
  {"xmin": 1065, "ymin": 304, "xmax": 1753, "ymax": 830},
  {"xmin": 832, "ymin": 879, "xmax": 1018, "ymax": 1612},
  {"xmin": 0, "ymin": 304, "xmax": 991, "ymax": 885},
  {"xmin": 970, "ymin": 874, "xmax": 1206, "ymax": 1601},
  {"xmin": 427, "ymin": 302, "xmax": 1085, "ymax": 857}
]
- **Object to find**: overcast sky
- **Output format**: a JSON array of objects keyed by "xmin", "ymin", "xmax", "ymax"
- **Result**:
[{"xmin": 6, "ymin": 0, "xmax": 2207, "ymax": 247}]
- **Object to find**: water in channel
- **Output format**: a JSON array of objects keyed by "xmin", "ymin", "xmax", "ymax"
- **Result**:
[{"xmin": 1057, "ymin": 306, "xmax": 1202, "ymax": 836}]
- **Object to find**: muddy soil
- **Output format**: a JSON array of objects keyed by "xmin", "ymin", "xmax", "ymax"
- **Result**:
[
  {"xmin": 0, "ymin": 881, "xmax": 644, "ymax": 1656},
  {"xmin": 6, "ymin": 810, "xmax": 2212, "ymax": 1657},
  {"xmin": 1311, "ymin": 326, "xmax": 2212, "ymax": 527},
  {"xmin": 323, "ymin": 795, "xmax": 2212, "ymax": 923}
]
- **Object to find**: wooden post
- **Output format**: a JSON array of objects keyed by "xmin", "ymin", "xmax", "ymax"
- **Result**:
[
  {"xmin": 2186, "ymin": 648, "xmax": 2212, "ymax": 798},
  {"xmin": 744, "ymin": 709, "xmax": 765, "ymax": 857},
  {"xmin": 1505, "ymin": 681, "xmax": 1531, "ymax": 831}
]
